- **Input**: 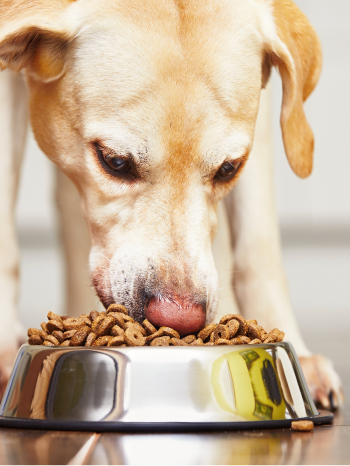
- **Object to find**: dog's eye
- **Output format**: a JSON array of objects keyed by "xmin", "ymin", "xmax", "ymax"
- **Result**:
[
  {"xmin": 95, "ymin": 143, "xmax": 134, "ymax": 177},
  {"xmin": 104, "ymin": 155, "xmax": 131, "ymax": 172},
  {"xmin": 215, "ymin": 160, "xmax": 241, "ymax": 181}
]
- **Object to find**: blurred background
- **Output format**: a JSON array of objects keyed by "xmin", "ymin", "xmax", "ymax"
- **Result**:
[{"xmin": 15, "ymin": 0, "xmax": 350, "ymax": 358}]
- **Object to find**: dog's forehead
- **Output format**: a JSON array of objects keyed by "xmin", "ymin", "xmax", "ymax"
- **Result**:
[{"xmin": 69, "ymin": 0, "xmax": 266, "ymax": 165}]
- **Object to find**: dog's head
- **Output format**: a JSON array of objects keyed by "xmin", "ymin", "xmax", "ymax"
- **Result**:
[{"xmin": 0, "ymin": 0, "xmax": 321, "ymax": 334}]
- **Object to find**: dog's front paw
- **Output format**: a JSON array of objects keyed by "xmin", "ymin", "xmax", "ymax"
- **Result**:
[
  {"xmin": 0, "ymin": 345, "xmax": 19, "ymax": 400},
  {"xmin": 299, "ymin": 355, "xmax": 344, "ymax": 410}
]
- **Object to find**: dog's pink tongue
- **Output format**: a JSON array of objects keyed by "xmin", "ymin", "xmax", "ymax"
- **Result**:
[{"xmin": 145, "ymin": 297, "xmax": 206, "ymax": 337}]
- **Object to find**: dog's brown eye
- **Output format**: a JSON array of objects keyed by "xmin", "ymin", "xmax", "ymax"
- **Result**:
[
  {"xmin": 104, "ymin": 155, "xmax": 131, "ymax": 172},
  {"xmin": 215, "ymin": 160, "xmax": 241, "ymax": 181},
  {"xmin": 95, "ymin": 143, "xmax": 134, "ymax": 178}
]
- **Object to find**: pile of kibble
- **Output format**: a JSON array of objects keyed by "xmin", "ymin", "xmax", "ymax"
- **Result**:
[{"xmin": 27, "ymin": 304, "xmax": 285, "ymax": 347}]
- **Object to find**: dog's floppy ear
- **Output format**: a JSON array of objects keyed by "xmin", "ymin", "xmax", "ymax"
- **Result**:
[
  {"xmin": 263, "ymin": 0, "xmax": 322, "ymax": 178},
  {"xmin": 0, "ymin": 0, "xmax": 78, "ymax": 82}
]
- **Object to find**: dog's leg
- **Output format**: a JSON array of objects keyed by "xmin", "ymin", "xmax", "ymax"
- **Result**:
[
  {"xmin": 224, "ymin": 84, "xmax": 343, "ymax": 409},
  {"xmin": 0, "ymin": 70, "xmax": 28, "ymax": 396},
  {"xmin": 55, "ymin": 168, "xmax": 104, "ymax": 317}
]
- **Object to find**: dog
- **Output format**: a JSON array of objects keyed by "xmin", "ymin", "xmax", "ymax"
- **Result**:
[{"xmin": 0, "ymin": 0, "xmax": 343, "ymax": 407}]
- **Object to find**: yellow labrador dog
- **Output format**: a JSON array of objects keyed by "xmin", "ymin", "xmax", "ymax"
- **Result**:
[{"xmin": 0, "ymin": 0, "xmax": 343, "ymax": 407}]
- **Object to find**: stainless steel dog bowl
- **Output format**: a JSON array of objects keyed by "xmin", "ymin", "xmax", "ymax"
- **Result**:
[{"xmin": 0, "ymin": 342, "xmax": 332, "ymax": 431}]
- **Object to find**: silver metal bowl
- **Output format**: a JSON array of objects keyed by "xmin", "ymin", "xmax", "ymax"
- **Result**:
[{"xmin": 0, "ymin": 342, "xmax": 332, "ymax": 431}]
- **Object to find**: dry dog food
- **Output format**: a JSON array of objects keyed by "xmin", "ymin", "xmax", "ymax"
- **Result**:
[
  {"xmin": 291, "ymin": 420, "xmax": 314, "ymax": 432},
  {"xmin": 27, "ymin": 306, "xmax": 285, "ymax": 347}
]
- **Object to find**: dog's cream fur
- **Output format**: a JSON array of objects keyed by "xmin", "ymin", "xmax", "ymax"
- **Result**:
[{"xmin": 0, "ymin": 0, "xmax": 343, "ymax": 407}]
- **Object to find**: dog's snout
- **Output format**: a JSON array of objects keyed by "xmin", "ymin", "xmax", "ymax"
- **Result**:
[{"xmin": 145, "ymin": 296, "xmax": 206, "ymax": 337}]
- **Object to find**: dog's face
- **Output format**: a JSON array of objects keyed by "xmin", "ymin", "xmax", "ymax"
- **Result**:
[{"xmin": 0, "ymin": 0, "xmax": 321, "ymax": 334}]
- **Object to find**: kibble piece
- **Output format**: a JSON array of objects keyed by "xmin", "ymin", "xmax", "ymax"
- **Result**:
[
  {"xmin": 63, "ymin": 330, "xmax": 77, "ymax": 340},
  {"xmin": 264, "ymin": 328, "xmax": 281, "ymax": 343},
  {"xmin": 32, "ymin": 328, "xmax": 50, "ymax": 340},
  {"xmin": 107, "ymin": 336, "xmax": 126, "ymax": 346},
  {"xmin": 211, "ymin": 324, "xmax": 229, "ymax": 342},
  {"xmin": 231, "ymin": 338, "xmax": 243, "ymax": 345},
  {"xmin": 247, "ymin": 323, "xmax": 260, "ymax": 340},
  {"xmin": 246, "ymin": 319, "xmax": 257, "ymax": 326},
  {"xmin": 219, "ymin": 314, "xmax": 237, "ymax": 325},
  {"xmin": 143, "ymin": 319, "xmax": 157, "ymax": 335},
  {"xmin": 61, "ymin": 316, "xmax": 69, "ymax": 321},
  {"xmin": 52, "ymin": 330, "xmax": 64, "ymax": 344},
  {"xmin": 231, "ymin": 315, "xmax": 248, "ymax": 336},
  {"xmin": 159, "ymin": 327, "xmax": 180, "ymax": 339},
  {"xmin": 85, "ymin": 332, "xmax": 97, "ymax": 347},
  {"xmin": 27, "ymin": 328, "xmax": 46, "ymax": 338},
  {"xmin": 71, "ymin": 326, "xmax": 92, "ymax": 346},
  {"xmin": 170, "ymin": 338, "xmax": 188, "ymax": 346},
  {"xmin": 44, "ymin": 334, "xmax": 60, "ymax": 346},
  {"xmin": 204, "ymin": 342, "xmax": 215, "ymax": 346},
  {"xmin": 60, "ymin": 340, "xmax": 71, "ymax": 347},
  {"xmin": 121, "ymin": 314, "xmax": 135, "ymax": 328},
  {"xmin": 291, "ymin": 420, "xmax": 314, "ymax": 432},
  {"xmin": 40, "ymin": 322, "xmax": 48, "ymax": 333},
  {"xmin": 63, "ymin": 317, "xmax": 87, "ymax": 331},
  {"xmin": 249, "ymin": 338, "xmax": 262, "ymax": 345},
  {"xmin": 227, "ymin": 319, "xmax": 240, "ymax": 339},
  {"xmin": 43, "ymin": 341, "xmax": 55, "ymax": 347},
  {"xmin": 46, "ymin": 319, "xmax": 64, "ymax": 333},
  {"xmin": 82, "ymin": 317, "xmax": 92, "ymax": 327},
  {"xmin": 276, "ymin": 331, "xmax": 285, "ymax": 342},
  {"xmin": 90, "ymin": 310, "xmax": 99, "ymax": 321},
  {"xmin": 107, "ymin": 312, "xmax": 125, "ymax": 328},
  {"xmin": 125, "ymin": 328, "xmax": 146, "ymax": 346},
  {"xmin": 257, "ymin": 326, "xmax": 267, "ymax": 341},
  {"xmin": 145, "ymin": 329, "xmax": 164, "ymax": 343},
  {"xmin": 197, "ymin": 323, "xmax": 217, "ymax": 341},
  {"xmin": 133, "ymin": 322, "xmax": 147, "ymax": 336},
  {"xmin": 190, "ymin": 338, "xmax": 204, "ymax": 346},
  {"xmin": 28, "ymin": 335, "xmax": 43, "ymax": 345},
  {"xmin": 151, "ymin": 336, "xmax": 171, "ymax": 346},
  {"xmin": 107, "ymin": 303, "xmax": 128, "ymax": 315},
  {"xmin": 215, "ymin": 338, "xmax": 233, "ymax": 345},
  {"xmin": 92, "ymin": 336, "xmax": 113, "ymax": 346},
  {"xmin": 235, "ymin": 336, "xmax": 251, "ymax": 344},
  {"xmin": 96, "ymin": 316, "xmax": 116, "ymax": 337},
  {"xmin": 124, "ymin": 322, "xmax": 147, "ymax": 336},
  {"xmin": 111, "ymin": 325, "xmax": 125, "ymax": 337},
  {"xmin": 91, "ymin": 315, "xmax": 106, "ymax": 333},
  {"xmin": 47, "ymin": 311, "xmax": 63, "ymax": 322},
  {"xmin": 182, "ymin": 335, "xmax": 196, "ymax": 344}
]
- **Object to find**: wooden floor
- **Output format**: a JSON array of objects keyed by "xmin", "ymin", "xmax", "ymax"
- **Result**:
[{"xmin": 0, "ymin": 337, "xmax": 349, "ymax": 465}]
